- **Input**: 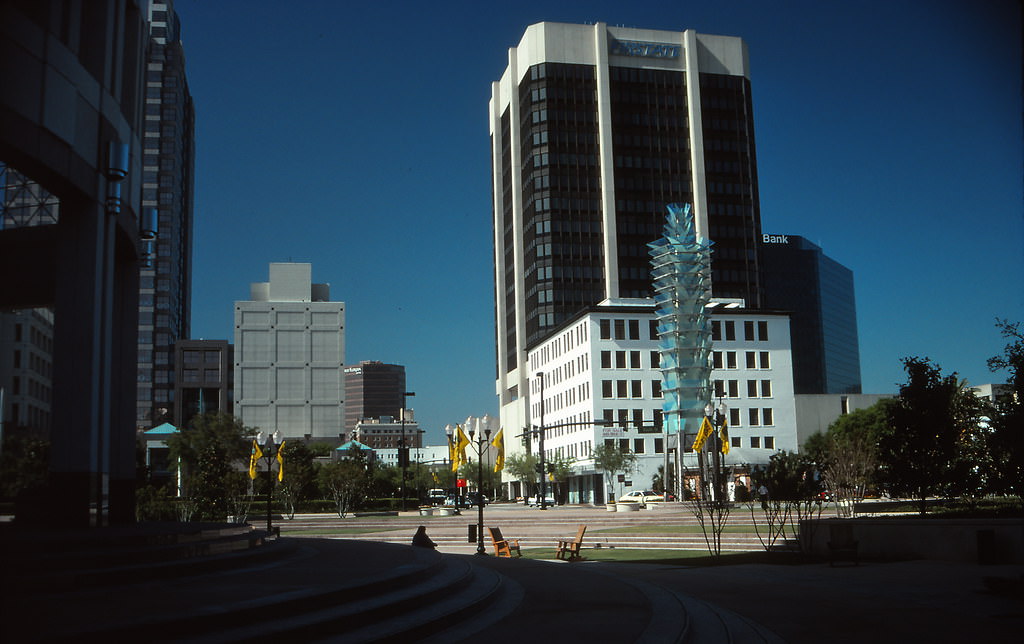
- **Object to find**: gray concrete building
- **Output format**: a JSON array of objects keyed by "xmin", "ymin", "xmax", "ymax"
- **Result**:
[{"xmin": 234, "ymin": 263, "xmax": 345, "ymax": 439}]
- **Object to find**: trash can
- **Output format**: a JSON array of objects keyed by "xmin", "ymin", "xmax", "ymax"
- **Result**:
[{"xmin": 468, "ymin": 524, "xmax": 477, "ymax": 543}]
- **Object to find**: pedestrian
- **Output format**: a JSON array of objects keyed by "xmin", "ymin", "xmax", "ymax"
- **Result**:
[{"xmin": 411, "ymin": 525, "xmax": 436, "ymax": 549}]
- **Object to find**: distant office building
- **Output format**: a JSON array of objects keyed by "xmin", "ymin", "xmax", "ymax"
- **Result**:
[
  {"xmin": 353, "ymin": 412, "xmax": 422, "ymax": 450},
  {"xmin": 344, "ymin": 361, "xmax": 407, "ymax": 435},
  {"xmin": 0, "ymin": 309, "xmax": 54, "ymax": 435},
  {"xmin": 174, "ymin": 339, "xmax": 233, "ymax": 426},
  {"xmin": 136, "ymin": 0, "xmax": 196, "ymax": 431},
  {"xmin": 491, "ymin": 22, "xmax": 766, "ymax": 447},
  {"xmin": 519, "ymin": 299, "xmax": 796, "ymax": 504},
  {"xmin": 761, "ymin": 234, "xmax": 861, "ymax": 394},
  {"xmin": 234, "ymin": 263, "xmax": 345, "ymax": 439}
]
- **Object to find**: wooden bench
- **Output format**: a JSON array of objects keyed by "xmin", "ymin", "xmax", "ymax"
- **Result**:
[
  {"xmin": 556, "ymin": 524, "xmax": 587, "ymax": 561},
  {"xmin": 488, "ymin": 527, "xmax": 522, "ymax": 558}
]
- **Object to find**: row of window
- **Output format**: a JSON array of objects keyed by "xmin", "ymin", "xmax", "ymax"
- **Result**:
[
  {"xmin": 712, "ymin": 320, "xmax": 768, "ymax": 342},
  {"xmin": 713, "ymin": 379, "xmax": 773, "ymax": 398},
  {"xmin": 8, "ymin": 375, "xmax": 51, "ymax": 403},
  {"xmin": 712, "ymin": 350, "xmax": 771, "ymax": 370},
  {"xmin": 531, "ymin": 321, "xmax": 590, "ymax": 369},
  {"xmin": 11, "ymin": 349, "xmax": 51, "ymax": 378},
  {"xmin": 596, "ymin": 406, "xmax": 776, "ymax": 429}
]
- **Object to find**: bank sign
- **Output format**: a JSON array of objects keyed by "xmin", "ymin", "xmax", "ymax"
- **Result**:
[
  {"xmin": 763, "ymin": 234, "xmax": 790, "ymax": 244},
  {"xmin": 610, "ymin": 39, "xmax": 680, "ymax": 59}
]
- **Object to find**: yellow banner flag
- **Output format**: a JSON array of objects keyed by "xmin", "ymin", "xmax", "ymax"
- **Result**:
[
  {"xmin": 455, "ymin": 425, "xmax": 470, "ymax": 469},
  {"xmin": 720, "ymin": 420, "xmax": 730, "ymax": 455},
  {"xmin": 248, "ymin": 439, "xmax": 263, "ymax": 480},
  {"xmin": 691, "ymin": 416, "xmax": 714, "ymax": 451},
  {"xmin": 448, "ymin": 436, "xmax": 457, "ymax": 472},
  {"xmin": 276, "ymin": 440, "xmax": 286, "ymax": 481},
  {"xmin": 491, "ymin": 428, "xmax": 505, "ymax": 472}
]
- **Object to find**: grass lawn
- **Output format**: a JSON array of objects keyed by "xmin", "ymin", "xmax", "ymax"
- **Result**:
[
  {"xmin": 516, "ymin": 547, "xmax": 801, "ymax": 566},
  {"xmin": 592, "ymin": 524, "xmax": 761, "ymax": 535},
  {"xmin": 280, "ymin": 526, "xmax": 408, "ymax": 536}
]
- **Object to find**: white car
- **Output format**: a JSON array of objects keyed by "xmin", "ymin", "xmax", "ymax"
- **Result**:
[
  {"xmin": 618, "ymin": 490, "xmax": 665, "ymax": 503},
  {"xmin": 527, "ymin": 494, "xmax": 556, "ymax": 506}
]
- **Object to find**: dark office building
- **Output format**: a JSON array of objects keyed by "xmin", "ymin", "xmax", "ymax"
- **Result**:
[
  {"xmin": 761, "ymin": 234, "xmax": 861, "ymax": 394},
  {"xmin": 174, "ymin": 339, "xmax": 233, "ymax": 426},
  {"xmin": 343, "ymin": 361, "xmax": 406, "ymax": 436},
  {"xmin": 491, "ymin": 22, "xmax": 764, "ymax": 418},
  {"xmin": 136, "ymin": 0, "xmax": 196, "ymax": 432},
  {"xmin": 0, "ymin": 0, "xmax": 150, "ymax": 525}
]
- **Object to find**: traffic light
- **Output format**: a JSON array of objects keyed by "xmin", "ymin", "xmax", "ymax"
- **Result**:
[{"xmin": 398, "ymin": 447, "xmax": 409, "ymax": 468}]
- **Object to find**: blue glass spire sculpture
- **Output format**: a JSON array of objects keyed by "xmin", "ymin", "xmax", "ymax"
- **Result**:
[{"xmin": 648, "ymin": 203, "xmax": 713, "ymax": 438}]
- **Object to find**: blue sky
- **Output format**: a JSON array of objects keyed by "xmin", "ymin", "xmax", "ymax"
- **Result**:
[{"xmin": 175, "ymin": 0, "xmax": 1022, "ymax": 444}]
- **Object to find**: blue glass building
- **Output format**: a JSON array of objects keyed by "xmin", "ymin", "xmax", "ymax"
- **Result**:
[{"xmin": 760, "ymin": 235, "xmax": 861, "ymax": 394}]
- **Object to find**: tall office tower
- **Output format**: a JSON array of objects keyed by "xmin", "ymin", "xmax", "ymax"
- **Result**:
[
  {"xmin": 136, "ymin": 1, "xmax": 196, "ymax": 431},
  {"xmin": 491, "ymin": 22, "xmax": 764, "ymax": 432},
  {"xmin": 761, "ymin": 234, "xmax": 862, "ymax": 394},
  {"xmin": 234, "ymin": 263, "xmax": 345, "ymax": 439},
  {"xmin": 343, "ymin": 361, "xmax": 407, "ymax": 436}
]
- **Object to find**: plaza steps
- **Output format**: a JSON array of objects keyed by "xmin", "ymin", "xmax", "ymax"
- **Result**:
[
  {"xmin": 67, "ymin": 547, "xmax": 524, "ymax": 643},
  {"xmin": 1, "ymin": 521, "xmax": 277, "ymax": 591}
]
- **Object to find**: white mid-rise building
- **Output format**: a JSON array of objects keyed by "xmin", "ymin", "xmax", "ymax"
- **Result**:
[
  {"xmin": 518, "ymin": 299, "xmax": 796, "ymax": 504},
  {"xmin": 234, "ymin": 263, "xmax": 345, "ymax": 439}
]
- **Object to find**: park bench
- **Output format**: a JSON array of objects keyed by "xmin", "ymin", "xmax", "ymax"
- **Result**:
[
  {"xmin": 488, "ymin": 527, "xmax": 522, "ymax": 558},
  {"xmin": 556, "ymin": 524, "xmax": 587, "ymax": 561},
  {"xmin": 827, "ymin": 522, "xmax": 859, "ymax": 567}
]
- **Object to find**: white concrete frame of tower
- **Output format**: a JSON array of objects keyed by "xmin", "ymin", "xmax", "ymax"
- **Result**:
[{"xmin": 490, "ymin": 22, "xmax": 751, "ymax": 471}]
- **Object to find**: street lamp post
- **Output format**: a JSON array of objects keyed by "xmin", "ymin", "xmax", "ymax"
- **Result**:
[
  {"xmin": 465, "ymin": 414, "xmax": 498, "ymax": 555},
  {"xmin": 536, "ymin": 372, "xmax": 547, "ymax": 509},
  {"xmin": 704, "ymin": 401, "xmax": 729, "ymax": 501},
  {"xmin": 399, "ymin": 391, "xmax": 415, "ymax": 511},
  {"xmin": 257, "ymin": 430, "xmax": 281, "ymax": 535}
]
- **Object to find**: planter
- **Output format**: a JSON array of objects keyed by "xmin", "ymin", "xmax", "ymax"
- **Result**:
[
  {"xmin": 418, "ymin": 507, "xmax": 434, "ymax": 517},
  {"xmin": 606, "ymin": 503, "xmax": 617, "ymax": 512},
  {"xmin": 616, "ymin": 502, "xmax": 641, "ymax": 512},
  {"xmin": 438, "ymin": 506, "xmax": 455, "ymax": 516}
]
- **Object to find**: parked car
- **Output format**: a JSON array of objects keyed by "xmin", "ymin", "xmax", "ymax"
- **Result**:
[
  {"xmin": 527, "ymin": 494, "xmax": 556, "ymax": 507},
  {"xmin": 619, "ymin": 490, "xmax": 665, "ymax": 503},
  {"xmin": 426, "ymin": 489, "xmax": 447, "ymax": 505}
]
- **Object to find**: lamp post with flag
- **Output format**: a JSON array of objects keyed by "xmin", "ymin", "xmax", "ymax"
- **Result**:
[
  {"xmin": 696, "ymin": 401, "xmax": 729, "ymax": 501},
  {"xmin": 462, "ymin": 414, "xmax": 500, "ymax": 555},
  {"xmin": 249, "ymin": 431, "xmax": 284, "ymax": 535}
]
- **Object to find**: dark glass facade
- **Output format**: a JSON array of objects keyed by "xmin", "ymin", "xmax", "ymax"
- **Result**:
[
  {"xmin": 761, "ymin": 235, "xmax": 861, "ymax": 394},
  {"xmin": 344, "ymin": 361, "xmax": 407, "ymax": 435},
  {"xmin": 496, "ymin": 57, "xmax": 763, "ymax": 374}
]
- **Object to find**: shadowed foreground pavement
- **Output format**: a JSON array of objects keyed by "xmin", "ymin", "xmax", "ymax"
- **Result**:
[{"xmin": 2, "ymin": 522, "xmax": 1021, "ymax": 643}]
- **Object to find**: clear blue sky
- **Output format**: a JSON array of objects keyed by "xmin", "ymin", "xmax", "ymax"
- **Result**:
[{"xmin": 175, "ymin": 0, "xmax": 1022, "ymax": 444}]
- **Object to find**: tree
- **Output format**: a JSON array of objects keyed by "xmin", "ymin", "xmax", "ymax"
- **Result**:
[
  {"xmin": 592, "ymin": 443, "xmax": 638, "ymax": 501},
  {"xmin": 748, "ymin": 450, "xmax": 822, "ymax": 553},
  {"xmin": 986, "ymin": 319, "xmax": 1024, "ymax": 498},
  {"xmin": 877, "ymin": 357, "xmax": 986, "ymax": 513},
  {"xmin": 546, "ymin": 453, "xmax": 576, "ymax": 504},
  {"xmin": 318, "ymin": 447, "xmax": 370, "ymax": 517},
  {"xmin": 808, "ymin": 399, "xmax": 892, "ymax": 516},
  {"xmin": 0, "ymin": 433, "xmax": 49, "ymax": 499},
  {"xmin": 504, "ymin": 453, "xmax": 540, "ymax": 499},
  {"xmin": 165, "ymin": 412, "xmax": 255, "ymax": 520},
  {"xmin": 276, "ymin": 442, "xmax": 318, "ymax": 519}
]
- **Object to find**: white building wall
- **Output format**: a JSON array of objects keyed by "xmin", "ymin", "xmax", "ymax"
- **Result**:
[
  {"xmin": 234, "ymin": 263, "xmax": 345, "ymax": 439},
  {"xmin": 526, "ymin": 301, "xmax": 797, "ymax": 503}
]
